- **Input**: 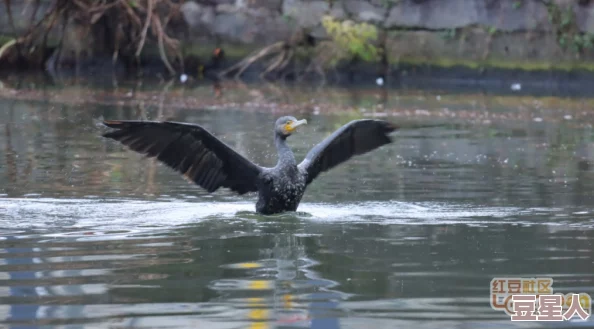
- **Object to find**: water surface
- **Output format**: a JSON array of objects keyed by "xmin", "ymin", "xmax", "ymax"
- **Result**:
[{"xmin": 1, "ymin": 84, "xmax": 594, "ymax": 328}]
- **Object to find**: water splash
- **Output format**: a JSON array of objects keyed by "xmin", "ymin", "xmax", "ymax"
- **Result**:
[{"xmin": 0, "ymin": 197, "xmax": 583, "ymax": 233}]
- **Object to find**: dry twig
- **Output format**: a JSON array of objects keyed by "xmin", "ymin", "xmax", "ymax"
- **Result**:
[
  {"xmin": 1, "ymin": 0, "xmax": 182, "ymax": 74},
  {"xmin": 136, "ymin": 0, "xmax": 154, "ymax": 58},
  {"xmin": 219, "ymin": 42, "xmax": 286, "ymax": 79}
]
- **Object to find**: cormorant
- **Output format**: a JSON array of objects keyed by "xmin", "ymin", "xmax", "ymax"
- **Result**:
[{"xmin": 102, "ymin": 116, "xmax": 396, "ymax": 214}]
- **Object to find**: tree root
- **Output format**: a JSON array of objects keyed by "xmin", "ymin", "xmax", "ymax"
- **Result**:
[
  {"xmin": 136, "ymin": 0, "xmax": 154, "ymax": 59},
  {"xmin": 299, "ymin": 60, "xmax": 326, "ymax": 84},
  {"xmin": 260, "ymin": 48, "xmax": 293, "ymax": 79},
  {"xmin": 218, "ymin": 41, "xmax": 287, "ymax": 80},
  {"xmin": 218, "ymin": 29, "xmax": 325, "ymax": 81},
  {"xmin": 1, "ymin": 0, "xmax": 183, "ymax": 74},
  {"xmin": 0, "ymin": 39, "xmax": 17, "ymax": 61},
  {"xmin": 4, "ymin": 0, "xmax": 24, "ymax": 59}
]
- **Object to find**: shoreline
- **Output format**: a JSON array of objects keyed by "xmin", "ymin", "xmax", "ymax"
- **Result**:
[{"xmin": 4, "ymin": 63, "xmax": 594, "ymax": 97}]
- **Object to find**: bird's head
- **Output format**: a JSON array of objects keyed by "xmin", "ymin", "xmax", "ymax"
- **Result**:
[{"xmin": 275, "ymin": 116, "xmax": 307, "ymax": 138}]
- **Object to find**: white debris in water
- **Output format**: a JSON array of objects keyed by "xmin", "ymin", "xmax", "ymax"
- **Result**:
[
  {"xmin": 180, "ymin": 74, "xmax": 188, "ymax": 83},
  {"xmin": 511, "ymin": 83, "xmax": 521, "ymax": 91},
  {"xmin": 376, "ymin": 77, "xmax": 384, "ymax": 86},
  {"xmin": 564, "ymin": 114, "xmax": 572, "ymax": 120},
  {"xmin": 533, "ymin": 117, "xmax": 543, "ymax": 122},
  {"xmin": 436, "ymin": 95, "xmax": 441, "ymax": 101}
]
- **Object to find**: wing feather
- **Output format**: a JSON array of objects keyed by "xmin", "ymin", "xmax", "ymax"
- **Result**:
[
  {"xmin": 102, "ymin": 120, "xmax": 262, "ymax": 195},
  {"xmin": 298, "ymin": 119, "xmax": 396, "ymax": 185}
]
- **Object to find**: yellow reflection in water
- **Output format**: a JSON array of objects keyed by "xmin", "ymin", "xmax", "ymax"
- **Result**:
[
  {"xmin": 247, "ymin": 297, "xmax": 266, "ymax": 307},
  {"xmin": 248, "ymin": 309, "xmax": 270, "ymax": 320},
  {"xmin": 248, "ymin": 295, "xmax": 270, "ymax": 329},
  {"xmin": 248, "ymin": 280, "xmax": 272, "ymax": 290},
  {"xmin": 248, "ymin": 322, "xmax": 269, "ymax": 329},
  {"xmin": 234, "ymin": 262, "xmax": 263, "ymax": 269},
  {"xmin": 227, "ymin": 262, "xmax": 263, "ymax": 270},
  {"xmin": 283, "ymin": 294, "xmax": 293, "ymax": 308}
]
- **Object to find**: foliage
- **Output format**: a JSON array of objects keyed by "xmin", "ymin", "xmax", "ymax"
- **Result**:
[
  {"xmin": 380, "ymin": 0, "xmax": 401, "ymax": 8},
  {"xmin": 321, "ymin": 15, "xmax": 380, "ymax": 64},
  {"xmin": 546, "ymin": 2, "xmax": 594, "ymax": 54},
  {"xmin": 439, "ymin": 28, "xmax": 457, "ymax": 41}
]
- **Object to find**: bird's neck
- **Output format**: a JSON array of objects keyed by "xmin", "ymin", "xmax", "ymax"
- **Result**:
[{"xmin": 275, "ymin": 134, "xmax": 296, "ymax": 167}]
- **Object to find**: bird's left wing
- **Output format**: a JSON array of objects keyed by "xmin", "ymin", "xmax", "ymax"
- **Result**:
[
  {"xmin": 102, "ymin": 120, "xmax": 262, "ymax": 195},
  {"xmin": 298, "ymin": 119, "xmax": 396, "ymax": 185}
]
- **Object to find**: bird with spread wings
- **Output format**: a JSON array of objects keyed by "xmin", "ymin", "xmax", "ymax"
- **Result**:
[{"xmin": 102, "ymin": 116, "xmax": 396, "ymax": 214}]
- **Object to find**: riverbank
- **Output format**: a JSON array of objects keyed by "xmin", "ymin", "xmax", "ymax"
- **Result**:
[{"xmin": 3, "ymin": 0, "xmax": 594, "ymax": 84}]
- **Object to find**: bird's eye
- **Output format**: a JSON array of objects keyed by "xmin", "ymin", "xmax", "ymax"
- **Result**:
[{"xmin": 283, "ymin": 121, "xmax": 293, "ymax": 132}]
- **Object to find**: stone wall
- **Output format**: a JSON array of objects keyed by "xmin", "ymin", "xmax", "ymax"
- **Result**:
[
  {"xmin": 3, "ymin": 0, "xmax": 594, "ymax": 72},
  {"xmin": 181, "ymin": 0, "xmax": 561, "ymax": 44},
  {"xmin": 180, "ymin": 0, "xmax": 594, "ymax": 69},
  {"xmin": 182, "ymin": 0, "xmax": 594, "ymax": 69}
]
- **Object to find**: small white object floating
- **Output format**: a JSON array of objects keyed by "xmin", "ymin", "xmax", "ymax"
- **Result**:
[
  {"xmin": 511, "ymin": 83, "xmax": 521, "ymax": 91},
  {"xmin": 180, "ymin": 74, "xmax": 188, "ymax": 83},
  {"xmin": 376, "ymin": 77, "xmax": 384, "ymax": 86}
]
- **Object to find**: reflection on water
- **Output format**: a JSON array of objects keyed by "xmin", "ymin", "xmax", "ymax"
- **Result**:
[{"xmin": 1, "ymin": 86, "xmax": 594, "ymax": 328}]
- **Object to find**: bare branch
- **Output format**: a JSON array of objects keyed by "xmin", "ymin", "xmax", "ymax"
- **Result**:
[
  {"xmin": 136, "ymin": 0, "xmax": 154, "ymax": 58},
  {"xmin": 4, "ymin": 0, "xmax": 24, "ymax": 58}
]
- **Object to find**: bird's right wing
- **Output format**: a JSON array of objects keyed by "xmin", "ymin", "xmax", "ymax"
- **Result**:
[
  {"xmin": 102, "ymin": 120, "xmax": 262, "ymax": 195},
  {"xmin": 298, "ymin": 119, "xmax": 396, "ymax": 185}
]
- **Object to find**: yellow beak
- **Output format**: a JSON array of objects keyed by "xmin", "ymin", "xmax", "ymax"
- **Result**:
[{"xmin": 287, "ymin": 119, "xmax": 307, "ymax": 132}]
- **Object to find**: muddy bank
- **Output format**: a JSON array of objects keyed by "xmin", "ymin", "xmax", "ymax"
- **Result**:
[{"xmin": 4, "ymin": 60, "xmax": 594, "ymax": 101}]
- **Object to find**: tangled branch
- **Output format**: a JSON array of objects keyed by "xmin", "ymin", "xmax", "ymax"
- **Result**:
[
  {"xmin": 218, "ymin": 30, "xmax": 317, "ymax": 80},
  {"xmin": 1, "ymin": 0, "xmax": 183, "ymax": 74},
  {"xmin": 218, "ymin": 42, "xmax": 287, "ymax": 79}
]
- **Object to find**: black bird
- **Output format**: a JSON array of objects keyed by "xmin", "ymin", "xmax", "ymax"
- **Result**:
[{"xmin": 102, "ymin": 117, "xmax": 396, "ymax": 214}]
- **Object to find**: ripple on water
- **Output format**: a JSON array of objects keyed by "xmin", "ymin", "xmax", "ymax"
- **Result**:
[
  {"xmin": 0, "ymin": 197, "xmax": 587, "ymax": 234},
  {"xmin": 0, "ymin": 197, "xmax": 593, "ymax": 328}
]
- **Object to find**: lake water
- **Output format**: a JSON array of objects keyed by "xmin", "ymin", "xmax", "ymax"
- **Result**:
[{"xmin": 0, "ymin": 81, "xmax": 593, "ymax": 329}]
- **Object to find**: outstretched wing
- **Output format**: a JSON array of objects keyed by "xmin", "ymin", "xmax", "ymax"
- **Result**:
[
  {"xmin": 102, "ymin": 120, "xmax": 262, "ymax": 195},
  {"xmin": 298, "ymin": 119, "xmax": 396, "ymax": 185}
]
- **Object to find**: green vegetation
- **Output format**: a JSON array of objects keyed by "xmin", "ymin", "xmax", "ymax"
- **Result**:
[
  {"xmin": 182, "ymin": 43, "xmax": 257, "ymax": 61},
  {"xmin": 439, "ymin": 28, "xmax": 457, "ymax": 41},
  {"xmin": 546, "ymin": 2, "xmax": 594, "ymax": 54},
  {"xmin": 380, "ymin": 0, "xmax": 401, "ymax": 7},
  {"xmin": 321, "ymin": 15, "xmax": 381, "ymax": 63},
  {"xmin": 0, "ymin": 35, "xmax": 13, "ymax": 46},
  {"xmin": 390, "ymin": 55, "xmax": 594, "ymax": 72}
]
